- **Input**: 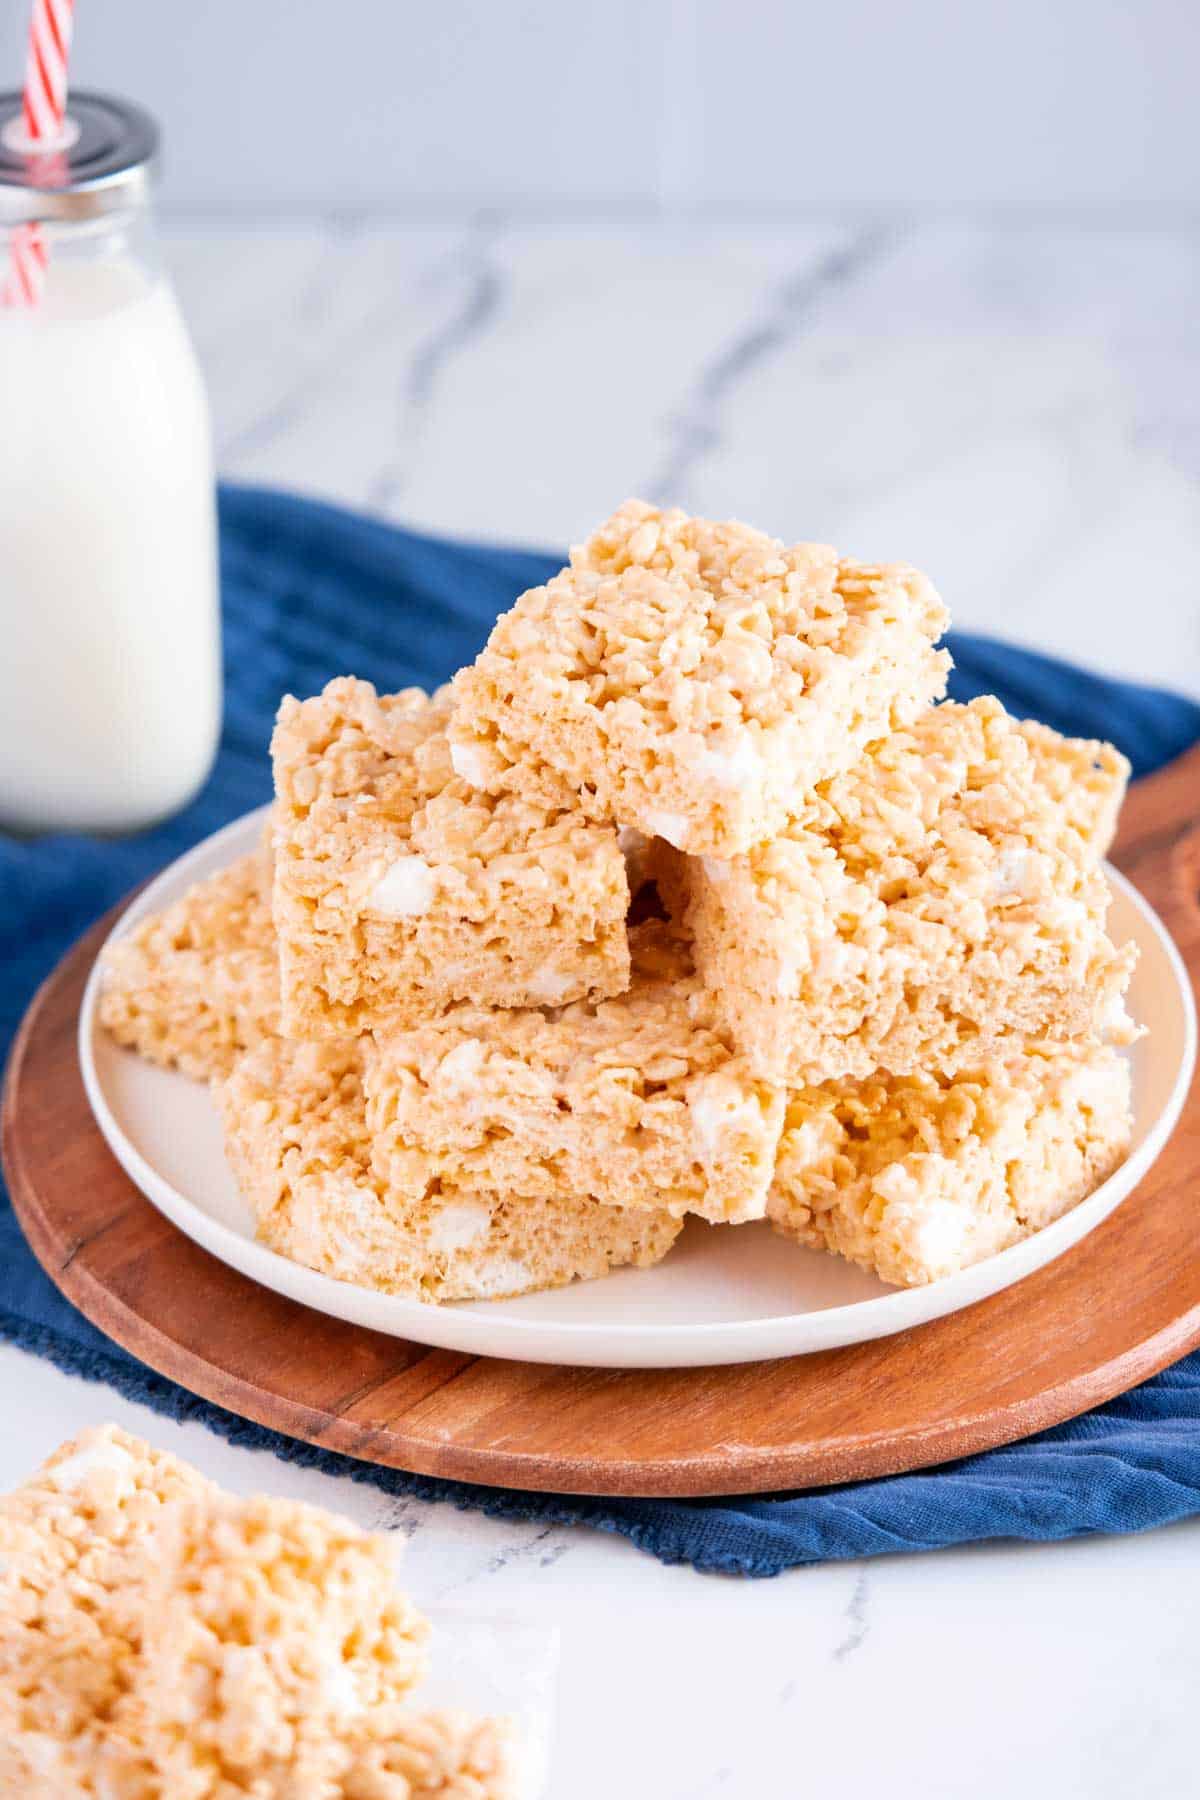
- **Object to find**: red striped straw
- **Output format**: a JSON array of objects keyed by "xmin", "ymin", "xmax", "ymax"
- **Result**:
[{"xmin": 2, "ymin": 0, "xmax": 77, "ymax": 310}]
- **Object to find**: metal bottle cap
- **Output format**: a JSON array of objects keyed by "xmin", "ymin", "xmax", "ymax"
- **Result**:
[{"xmin": 0, "ymin": 90, "xmax": 159, "ymax": 225}]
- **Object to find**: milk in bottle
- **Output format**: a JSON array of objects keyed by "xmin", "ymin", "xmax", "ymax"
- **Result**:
[{"xmin": 0, "ymin": 93, "xmax": 220, "ymax": 834}]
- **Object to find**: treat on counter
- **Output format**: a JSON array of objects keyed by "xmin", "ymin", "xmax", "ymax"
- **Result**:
[
  {"xmin": 447, "ymin": 499, "xmax": 951, "ymax": 859},
  {"xmin": 0, "ymin": 1424, "xmax": 214, "ymax": 1793},
  {"xmin": 768, "ymin": 1039, "xmax": 1133, "ymax": 1286},
  {"xmin": 0, "ymin": 1426, "xmax": 517, "ymax": 1799},
  {"xmin": 331, "ymin": 1709, "xmax": 519, "ymax": 1800},
  {"xmin": 137, "ymin": 1491, "xmax": 430, "ymax": 1784},
  {"xmin": 98, "ymin": 850, "xmax": 279, "ymax": 1080},
  {"xmin": 217, "ymin": 1036, "xmax": 682, "ymax": 1299},
  {"xmin": 656, "ymin": 696, "xmax": 1136, "ymax": 1084},
  {"xmin": 272, "ymin": 677, "xmax": 631, "ymax": 1040},
  {"xmin": 135, "ymin": 1492, "xmax": 464, "ymax": 1798},
  {"xmin": 364, "ymin": 922, "xmax": 784, "ymax": 1226}
]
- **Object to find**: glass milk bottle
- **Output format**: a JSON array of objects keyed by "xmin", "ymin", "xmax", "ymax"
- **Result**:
[{"xmin": 0, "ymin": 91, "xmax": 220, "ymax": 834}]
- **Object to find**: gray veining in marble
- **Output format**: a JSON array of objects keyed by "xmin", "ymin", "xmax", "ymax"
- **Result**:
[
  {"xmin": 645, "ymin": 222, "xmax": 897, "ymax": 507},
  {"xmin": 172, "ymin": 217, "xmax": 1200, "ymax": 696},
  {"xmin": 367, "ymin": 213, "xmax": 507, "ymax": 518},
  {"xmin": 832, "ymin": 1569, "xmax": 871, "ymax": 1662}
]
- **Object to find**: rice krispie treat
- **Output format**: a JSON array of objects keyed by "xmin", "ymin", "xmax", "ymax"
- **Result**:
[
  {"xmin": 0, "ymin": 1428, "xmax": 516, "ymax": 1799},
  {"xmin": 332, "ymin": 1707, "xmax": 519, "ymax": 1799},
  {"xmin": 130, "ymin": 1491, "xmax": 434, "ymax": 1796},
  {"xmin": 0, "ymin": 1425, "xmax": 215, "ymax": 1796},
  {"xmin": 364, "ymin": 924, "xmax": 785, "ymax": 1226},
  {"xmin": 447, "ymin": 499, "xmax": 951, "ymax": 858},
  {"xmin": 769, "ymin": 1038, "xmax": 1133, "ymax": 1287},
  {"xmin": 658, "ymin": 696, "xmax": 1136, "ymax": 1084},
  {"xmin": 217, "ymin": 1035, "xmax": 682, "ymax": 1299},
  {"xmin": 99, "ymin": 850, "xmax": 279, "ymax": 1080},
  {"xmin": 272, "ymin": 676, "xmax": 631, "ymax": 1040}
]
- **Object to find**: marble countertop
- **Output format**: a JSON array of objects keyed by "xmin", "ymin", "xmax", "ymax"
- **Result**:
[
  {"xmin": 177, "ymin": 215, "xmax": 1200, "ymax": 694},
  {"xmin": 4, "ymin": 217, "xmax": 1199, "ymax": 1798}
]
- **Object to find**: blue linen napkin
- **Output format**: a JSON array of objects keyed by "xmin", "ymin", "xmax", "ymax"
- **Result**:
[{"xmin": 2, "ymin": 483, "xmax": 1199, "ymax": 1579}]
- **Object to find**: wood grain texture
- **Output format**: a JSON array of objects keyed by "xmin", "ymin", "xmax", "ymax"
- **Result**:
[{"xmin": 4, "ymin": 744, "xmax": 1200, "ymax": 1499}]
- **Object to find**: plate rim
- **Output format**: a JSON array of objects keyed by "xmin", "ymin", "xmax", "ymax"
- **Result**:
[{"xmin": 76, "ymin": 807, "xmax": 1198, "ymax": 1370}]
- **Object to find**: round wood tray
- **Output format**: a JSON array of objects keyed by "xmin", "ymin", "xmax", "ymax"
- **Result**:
[{"xmin": 4, "ymin": 748, "xmax": 1200, "ymax": 1499}]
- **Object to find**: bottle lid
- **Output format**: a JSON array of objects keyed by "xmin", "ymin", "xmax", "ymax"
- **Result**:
[{"xmin": 0, "ymin": 90, "xmax": 159, "ymax": 225}]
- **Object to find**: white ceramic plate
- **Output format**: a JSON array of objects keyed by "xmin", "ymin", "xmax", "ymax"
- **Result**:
[{"xmin": 79, "ymin": 808, "xmax": 1196, "ymax": 1369}]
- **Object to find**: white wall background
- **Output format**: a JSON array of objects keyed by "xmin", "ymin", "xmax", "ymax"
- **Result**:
[{"xmin": 1, "ymin": 0, "xmax": 1196, "ymax": 217}]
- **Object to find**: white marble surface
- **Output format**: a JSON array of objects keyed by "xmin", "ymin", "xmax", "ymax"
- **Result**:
[
  {"xmin": 172, "ymin": 217, "xmax": 1200, "ymax": 694},
  {"xmin": 5, "ymin": 218, "xmax": 1200, "ymax": 1798}
]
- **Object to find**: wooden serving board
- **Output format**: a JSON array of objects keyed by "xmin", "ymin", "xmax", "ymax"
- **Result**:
[{"xmin": 4, "ymin": 747, "xmax": 1200, "ymax": 1500}]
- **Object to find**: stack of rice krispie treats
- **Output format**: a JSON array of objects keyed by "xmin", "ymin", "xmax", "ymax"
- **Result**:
[
  {"xmin": 101, "ymin": 500, "xmax": 1138, "ymax": 1298},
  {"xmin": 0, "ymin": 1425, "xmax": 519, "ymax": 1797}
]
